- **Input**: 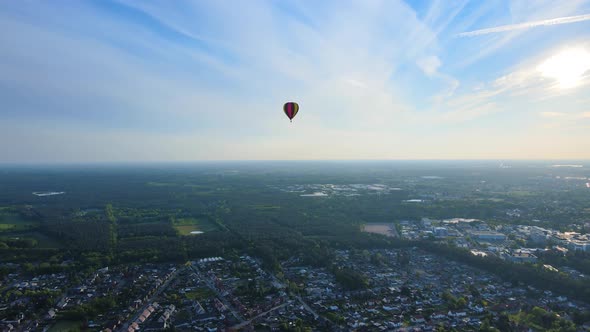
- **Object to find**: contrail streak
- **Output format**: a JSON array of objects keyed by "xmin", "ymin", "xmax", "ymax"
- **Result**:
[{"xmin": 457, "ymin": 13, "xmax": 590, "ymax": 37}]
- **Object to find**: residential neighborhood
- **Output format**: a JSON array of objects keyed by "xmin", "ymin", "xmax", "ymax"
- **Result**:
[{"xmin": 2, "ymin": 245, "xmax": 588, "ymax": 331}]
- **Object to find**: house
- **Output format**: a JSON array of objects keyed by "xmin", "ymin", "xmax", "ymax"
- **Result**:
[
  {"xmin": 448, "ymin": 311, "xmax": 466, "ymax": 317},
  {"xmin": 431, "ymin": 313, "xmax": 446, "ymax": 320},
  {"xmin": 46, "ymin": 309, "xmax": 56, "ymax": 319},
  {"xmin": 388, "ymin": 321, "xmax": 403, "ymax": 328},
  {"xmin": 56, "ymin": 297, "xmax": 70, "ymax": 309},
  {"xmin": 470, "ymin": 231, "xmax": 506, "ymax": 242},
  {"xmin": 505, "ymin": 250, "xmax": 537, "ymax": 263},
  {"xmin": 470, "ymin": 305, "xmax": 484, "ymax": 313}
]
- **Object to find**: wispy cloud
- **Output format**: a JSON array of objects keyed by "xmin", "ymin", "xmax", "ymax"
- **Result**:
[
  {"xmin": 457, "ymin": 13, "xmax": 590, "ymax": 37},
  {"xmin": 455, "ymin": 1, "xmax": 587, "ymax": 67},
  {"xmin": 1, "ymin": 1, "xmax": 590, "ymax": 161},
  {"xmin": 540, "ymin": 111, "xmax": 566, "ymax": 118},
  {"xmin": 416, "ymin": 56, "xmax": 442, "ymax": 76},
  {"xmin": 539, "ymin": 111, "xmax": 590, "ymax": 119}
]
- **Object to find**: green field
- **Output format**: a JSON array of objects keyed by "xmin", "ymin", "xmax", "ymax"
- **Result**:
[
  {"xmin": 173, "ymin": 217, "xmax": 218, "ymax": 235},
  {"xmin": 475, "ymin": 198, "xmax": 505, "ymax": 202},
  {"xmin": 185, "ymin": 287, "xmax": 215, "ymax": 300},
  {"xmin": 48, "ymin": 320, "xmax": 81, "ymax": 332},
  {"xmin": 251, "ymin": 204, "xmax": 281, "ymax": 211},
  {"xmin": 146, "ymin": 181, "xmax": 178, "ymax": 187},
  {"xmin": 0, "ymin": 211, "xmax": 39, "ymax": 232},
  {"xmin": 3, "ymin": 231, "xmax": 63, "ymax": 248},
  {"xmin": 507, "ymin": 190, "xmax": 537, "ymax": 197}
]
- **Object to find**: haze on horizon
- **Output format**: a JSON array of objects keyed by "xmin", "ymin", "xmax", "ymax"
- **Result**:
[{"xmin": 1, "ymin": 0, "xmax": 590, "ymax": 163}]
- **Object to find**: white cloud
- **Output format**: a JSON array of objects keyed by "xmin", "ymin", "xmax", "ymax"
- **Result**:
[
  {"xmin": 539, "ymin": 111, "xmax": 590, "ymax": 120},
  {"xmin": 416, "ymin": 56, "xmax": 442, "ymax": 76},
  {"xmin": 457, "ymin": 13, "xmax": 590, "ymax": 37},
  {"xmin": 344, "ymin": 78, "xmax": 368, "ymax": 89},
  {"xmin": 456, "ymin": 1, "xmax": 587, "ymax": 67},
  {"xmin": 540, "ymin": 111, "xmax": 566, "ymax": 118},
  {"xmin": 1, "ymin": 1, "xmax": 590, "ymax": 161},
  {"xmin": 429, "ymin": 42, "xmax": 590, "ymax": 126}
]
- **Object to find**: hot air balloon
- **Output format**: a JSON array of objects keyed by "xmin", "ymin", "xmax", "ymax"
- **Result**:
[{"xmin": 283, "ymin": 102, "xmax": 299, "ymax": 122}]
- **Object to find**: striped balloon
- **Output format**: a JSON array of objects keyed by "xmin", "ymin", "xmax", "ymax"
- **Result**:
[{"xmin": 283, "ymin": 102, "xmax": 299, "ymax": 122}]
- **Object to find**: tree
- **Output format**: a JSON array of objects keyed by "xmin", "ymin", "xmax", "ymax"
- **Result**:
[{"xmin": 105, "ymin": 204, "xmax": 117, "ymax": 251}]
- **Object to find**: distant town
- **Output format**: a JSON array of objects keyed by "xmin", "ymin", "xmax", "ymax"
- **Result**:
[{"xmin": 364, "ymin": 217, "xmax": 590, "ymax": 265}]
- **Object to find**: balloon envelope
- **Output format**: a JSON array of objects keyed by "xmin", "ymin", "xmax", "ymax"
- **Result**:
[{"xmin": 283, "ymin": 102, "xmax": 299, "ymax": 122}]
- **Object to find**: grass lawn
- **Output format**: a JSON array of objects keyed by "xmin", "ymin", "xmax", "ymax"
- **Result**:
[
  {"xmin": 0, "ymin": 211, "xmax": 39, "ymax": 232},
  {"xmin": 48, "ymin": 320, "xmax": 81, "ymax": 332},
  {"xmin": 2, "ymin": 231, "xmax": 63, "ymax": 248},
  {"xmin": 507, "ymin": 190, "xmax": 537, "ymax": 197},
  {"xmin": 185, "ymin": 287, "xmax": 215, "ymax": 301},
  {"xmin": 175, "ymin": 225, "xmax": 202, "ymax": 235},
  {"xmin": 146, "ymin": 181, "xmax": 178, "ymax": 187},
  {"xmin": 173, "ymin": 217, "xmax": 218, "ymax": 235},
  {"xmin": 251, "ymin": 205, "xmax": 281, "ymax": 211}
]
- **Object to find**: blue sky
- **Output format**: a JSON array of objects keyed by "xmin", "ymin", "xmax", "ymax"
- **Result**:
[{"xmin": 1, "ymin": 0, "xmax": 590, "ymax": 162}]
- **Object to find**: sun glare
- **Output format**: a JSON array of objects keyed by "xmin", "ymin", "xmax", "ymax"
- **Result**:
[{"xmin": 537, "ymin": 47, "xmax": 590, "ymax": 89}]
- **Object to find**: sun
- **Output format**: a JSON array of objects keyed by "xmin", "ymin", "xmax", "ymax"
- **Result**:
[{"xmin": 537, "ymin": 47, "xmax": 590, "ymax": 89}]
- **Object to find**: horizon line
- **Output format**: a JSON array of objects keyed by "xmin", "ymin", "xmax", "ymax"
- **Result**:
[{"xmin": 0, "ymin": 158, "xmax": 589, "ymax": 166}]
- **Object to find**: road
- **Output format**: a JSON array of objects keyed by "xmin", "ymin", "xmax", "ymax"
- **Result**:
[
  {"xmin": 117, "ymin": 267, "xmax": 181, "ymax": 332},
  {"xmin": 389, "ymin": 223, "xmax": 400, "ymax": 238},
  {"xmin": 228, "ymin": 301, "xmax": 290, "ymax": 331},
  {"xmin": 294, "ymin": 295, "xmax": 320, "ymax": 319},
  {"xmin": 268, "ymin": 272, "xmax": 327, "ymax": 323},
  {"xmin": 194, "ymin": 263, "xmax": 324, "ymax": 330},
  {"xmin": 190, "ymin": 264, "xmax": 245, "ymax": 323}
]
